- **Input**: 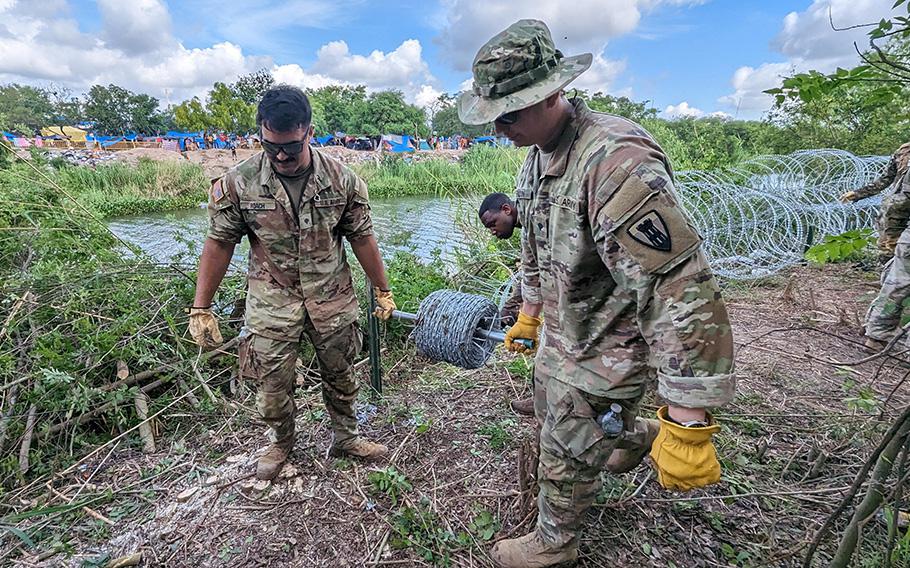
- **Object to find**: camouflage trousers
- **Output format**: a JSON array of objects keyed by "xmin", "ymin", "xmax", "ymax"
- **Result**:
[
  {"xmin": 238, "ymin": 316, "xmax": 363, "ymax": 451},
  {"xmin": 533, "ymin": 371, "xmax": 650, "ymax": 547},
  {"xmin": 865, "ymin": 236, "xmax": 910, "ymax": 342}
]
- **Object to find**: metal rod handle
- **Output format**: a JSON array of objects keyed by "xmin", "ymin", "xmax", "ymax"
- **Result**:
[{"xmin": 390, "ymin": 309, "xmax": 534, "ymax": 350}]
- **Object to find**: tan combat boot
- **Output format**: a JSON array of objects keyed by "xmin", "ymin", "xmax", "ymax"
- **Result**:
[
  {"xmin": 491, "ymin": 531, "xmax": 577, "ymax": 568},
  {"xmin": 329, "ymin": 437, "xmax": 388, "ymax": 460},
  {"xmin": 256, "ymin": 444, "xmax": 290, "ymax": 481},
  {"xmin": 606, "ymin": 418, "xmax": 660, "ymax": 474},
  {"xmin": 864, "ymin": 337, "xmax": 888, "ymax": 352},
  {"xmin": 510, "ymin": 397, "xmax": 535, "ymax": 416}
]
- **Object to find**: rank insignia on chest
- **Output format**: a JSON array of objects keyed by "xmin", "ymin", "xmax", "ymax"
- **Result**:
[
  {"xmin": 628, "ymin": 209, "xmax": 671, "ymax": 251},
  {"xmin": 211, "ymin": 180, "xmax": 225, "ymax": 202}
]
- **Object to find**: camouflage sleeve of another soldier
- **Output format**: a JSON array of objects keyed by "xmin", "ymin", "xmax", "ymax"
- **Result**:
[
  {"xmin": 853, "ymin": 143, "xmax": 910, "ymax": 201},
  {"xmin": 589, "ymin": 158, "xmax": 735, "ymax": 410},
  {"xmin": 879, "ymin": 168, "xmax": 910, "ymax": 245},
  {"xmin": 853, "ymin": 156, "xmax": 897, "ymax": 201}
]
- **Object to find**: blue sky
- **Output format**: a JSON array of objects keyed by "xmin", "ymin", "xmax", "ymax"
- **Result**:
[{"xmin": 0, "ymin": 0, "xmax": 896, "ymax": 120}]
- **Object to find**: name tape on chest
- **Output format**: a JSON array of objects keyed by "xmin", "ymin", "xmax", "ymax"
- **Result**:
[{"xmin": 240, "ymin": 201, "xmax": 277, "ymax": 211}]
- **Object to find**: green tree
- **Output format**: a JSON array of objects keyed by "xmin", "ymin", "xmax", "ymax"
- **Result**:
[
  {"xmin": 579, "ymin": 91, "xmax": 658, "ymax": 122},
  {"xmin": 431, "ymin": 94, "xmax": 490, "ymax": 138},
  {"xmin": 357, "ymin": 90, "xmax": 427, "ymax": 136},
  {"xmin": 232, "ymin": 69, "xmax": 275, "ymax": 105},
  {"xmin": 763, "ymin": 4, "xmax": 910, "ymax": 153},
  {"xmin": 83, "ymin": 84, "xmax": 167, "ymax": 135},
  {"xmin": 173, "ymin": 97, "xmax": 209, "ymax": 131},
  {"xmin": 206, "ymin": 82, "xmax": 255, "ymax": 133},
  {"xmin": 307, "ymin": 85, "xmax": 368, "ymax": 134},
  {"xmin": 0, "ymin": 84, "xmax": 54, "ymax": 133}
]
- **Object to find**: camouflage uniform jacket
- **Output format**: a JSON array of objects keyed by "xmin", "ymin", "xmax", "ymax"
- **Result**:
[
  {"xmin": 879, "ymin": 168, "xmax": 910, "ymax": 243},
  {"xmin": 207, "ymin": 149, "xmax": 373, "ymax": 339},
  {"xmin": 517, "ymin": 99, "xmax": 735, "ymax": 408},
  {"xmin": 869, "ymin": 143, "xmax": 910, "ymax": 242},
  {"xmin": 856, "ymin": 142, "xmax": 910, "ymax": 200}
]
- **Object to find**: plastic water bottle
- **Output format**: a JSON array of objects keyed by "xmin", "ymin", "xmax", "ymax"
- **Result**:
[{"xmin": 598, "ymin": 403, "xmax": 624, "ymax": 438}]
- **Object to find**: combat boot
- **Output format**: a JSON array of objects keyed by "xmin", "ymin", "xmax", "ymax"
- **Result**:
[
  {"xmin": 256, "ymin": 444, "xmax": 290, "ymax": 481},
  {"xmin": 329, "ymin": 437, "xmax": 388, "ymax": 460},
  {"xmin": 864, "ymin": 337, "xmax": 888, "ymax": 352},
  {"xmin": 490, "ymin": 531, "xmax": 577, "ymax": 568},
  {"xmin": 606, "ymin": 418, "xmax": 660, "ymax": 474},
  {"xmin": 510, "ymin": 397, "xmax": 535, "ymax": 416}
]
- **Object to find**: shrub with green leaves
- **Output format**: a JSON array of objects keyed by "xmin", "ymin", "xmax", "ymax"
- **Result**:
[{"xmin": 804, "ymin": 229, "xmax": 876, "ymax": 265}]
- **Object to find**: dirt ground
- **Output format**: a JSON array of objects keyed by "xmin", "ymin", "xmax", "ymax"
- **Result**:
[{"xmin": 4, "ymin": 262, "xmax": 910, "ymax": 567}]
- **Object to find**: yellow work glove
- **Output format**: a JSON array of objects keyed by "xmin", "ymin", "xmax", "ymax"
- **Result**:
[
  {"xmin": 504, "ymin": 311, "xmax": 541, "ymax": 354},
  {"xmin": 373, "ymin": 287, "xmax": 396, "ymax": 320},
  {"xmin": 188, "ymin": 307, "xmax": 223, "ymax": 348},
  {"xmin": 839, "ymin": 191, "xmax": 858, "ymax": 203},
  {"xmin": 649, "ymin": 406, "xmax": 721, "ymax": 492}
]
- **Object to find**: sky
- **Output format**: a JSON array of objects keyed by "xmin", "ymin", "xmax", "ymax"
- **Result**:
[{"xmin": 0, "ymin": 0, "xmax": 898, "ymax": 120}]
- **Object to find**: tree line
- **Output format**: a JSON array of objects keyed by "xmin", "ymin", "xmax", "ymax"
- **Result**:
[{"xmin": 1, "ymin": 47, "xmax": 908, "ymax": 169}]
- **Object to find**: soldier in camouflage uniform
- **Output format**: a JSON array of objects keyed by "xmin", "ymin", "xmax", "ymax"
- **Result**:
[
  {"xmin": 862, "ymin": 168, "xmax": 910, "ymax": 351},
  {"xmin": 189, "ymin": 86, "xmax": 396, "ymax": 481},
  {"xmin": 479, "ymin": 193, "xmax": 534, "ymax": 416},
  {"xmin": 841, "ymin": 142, "xmax": 910, "ymax": 254},
  {"xmin": 459, "ymin": 20, "xmax": 735, "ymax": 567}
]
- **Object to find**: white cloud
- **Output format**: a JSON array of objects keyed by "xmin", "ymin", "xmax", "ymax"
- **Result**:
[
  {"xmin": 662, "ymin": 101, "xmax": 704, "ymax": 118},
  {"xmin": 272, "ymin": 39, "xmax": 442, "ymax": 107},
  {"xmin": 97, "ymin": 0, "xmax": 174, "ymax": 55},
  {"xmin": 311, "ymin": 39, "xmax": 435, "ymax": 93},
  {"xmin": 0, "ymin": 0, "xmax": 442, "ymax": 107},
  {"xmin": 414, "ymin": 84, "xmax": 444, "ymax": 108},
  {"xmin": 719, "ymin": 0, "xmax": 896, "ymax": 116},
  {"xmin": 437, "ymin": 0, "xmax": 695, "ymax": 96}
]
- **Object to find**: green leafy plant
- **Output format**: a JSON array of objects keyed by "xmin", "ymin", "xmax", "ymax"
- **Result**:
[
  {"xmin": 367, "ymin": 466, "xmax": 412, "ymax": 505},
  {"xmin": 390, "ymin": 498, "xmax": 470, "ymax": 566},
  {"xmin": 804, "ymin": 229, "xmax": 876, "ymax": 265},
  {"xmin": 467, "ymin": 508, "xmax": 500, "ymax": 541},
  {"xmin": 477, "ymin": 419, "xmax": 516, "ymax": 450}
]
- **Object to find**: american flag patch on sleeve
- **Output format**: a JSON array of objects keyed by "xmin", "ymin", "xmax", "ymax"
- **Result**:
[{"xmin": 211, "ymin": 179, "xmax": 225, "ymax": 202}]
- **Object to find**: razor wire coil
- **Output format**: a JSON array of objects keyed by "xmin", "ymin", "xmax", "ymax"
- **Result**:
[{"xmin": 411, "ymin": 289, "xmax": 502, "ymax": 369}]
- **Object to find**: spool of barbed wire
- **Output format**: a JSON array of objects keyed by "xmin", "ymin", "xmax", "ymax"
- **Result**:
[{"xmin": 392, "ymin": 289, "xmax": 504, "ymax": 369}]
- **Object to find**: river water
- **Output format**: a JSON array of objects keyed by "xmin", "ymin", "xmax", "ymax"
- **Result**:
[{"xmin": 108, "ymin": 195, "xmax": 479, "ymax": 265}]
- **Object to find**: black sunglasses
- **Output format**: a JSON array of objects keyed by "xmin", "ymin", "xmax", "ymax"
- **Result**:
[
  {"xmin": 495, "ymin": 109, "xmax": 522, "ymax": 125},
  {"xmin": 260, "ymin": 138, "xmax": 307, "ymax": 156}
]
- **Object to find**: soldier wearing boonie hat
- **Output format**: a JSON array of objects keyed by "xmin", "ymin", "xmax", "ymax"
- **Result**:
[{"xmin": 460, "ymin": 19, "xmax": 736, "ymax": 567}]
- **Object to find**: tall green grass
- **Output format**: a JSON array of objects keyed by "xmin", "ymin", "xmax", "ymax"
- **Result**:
[
  {"xmin": 57, "ymin": 158, "xmax": 209, "ymax": 217},
  {"xmin": 354, "ymin": 145, "xmax": 526, "ymax": 199}
]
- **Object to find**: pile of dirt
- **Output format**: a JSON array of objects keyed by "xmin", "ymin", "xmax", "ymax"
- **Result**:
[
  {"xmin": 184, "ymin": 149, "xmax": 258, "ymax": 180},
  {"xmin": 112, "ymin": 148, "xmax": 188, "ymax": 167}
]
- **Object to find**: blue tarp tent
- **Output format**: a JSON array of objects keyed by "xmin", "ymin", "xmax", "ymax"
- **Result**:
[
  {"xmin": 314, "ymin": 135, "xmax": 334, "ymax": 146},
  {"xmin": 382, "ymin": 134, "xmax": 415, "ymax": 153},
  {"xmin": 473, "ymin": 136, "xmax": 496, "ymax": 145},
  {"xmin": 163, "ymin": 130, "xmax": 205, "ymax": 150},
  {"xmin": 1, "ymin": 131, "xmax": 15, "ymax": 140}
]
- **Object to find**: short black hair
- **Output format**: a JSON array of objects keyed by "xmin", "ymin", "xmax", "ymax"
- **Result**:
[
  {"xmin": 256, "ymin": 85, "xmax": 312, "ymax": 132},
  {"xmin": 478, "ymin": 193, "xmax": 513, "ymax": 218}
]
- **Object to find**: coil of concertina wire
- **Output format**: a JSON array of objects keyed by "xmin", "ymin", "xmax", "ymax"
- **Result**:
[
  {"xmin": 411, "ymin": 289, "xmax": 501, "ymax": 369},
  {"xmin": 675, "ymin": 149, "xmax": 889, "ymax": 280}
]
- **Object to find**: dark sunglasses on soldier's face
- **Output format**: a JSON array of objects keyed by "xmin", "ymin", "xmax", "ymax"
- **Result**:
[
  {"xmin": 495, "ymin": 109, "xmax": 521, "ymax": 125},
  {"xmin": 260, "ymin": 138, "xmax": 307, "ymax": 157}
]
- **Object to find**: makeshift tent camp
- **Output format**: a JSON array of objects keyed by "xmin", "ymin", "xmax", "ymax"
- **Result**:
[{"xmin": 40, "ymin": 125, "xmax": 88, "ymax": 142}]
